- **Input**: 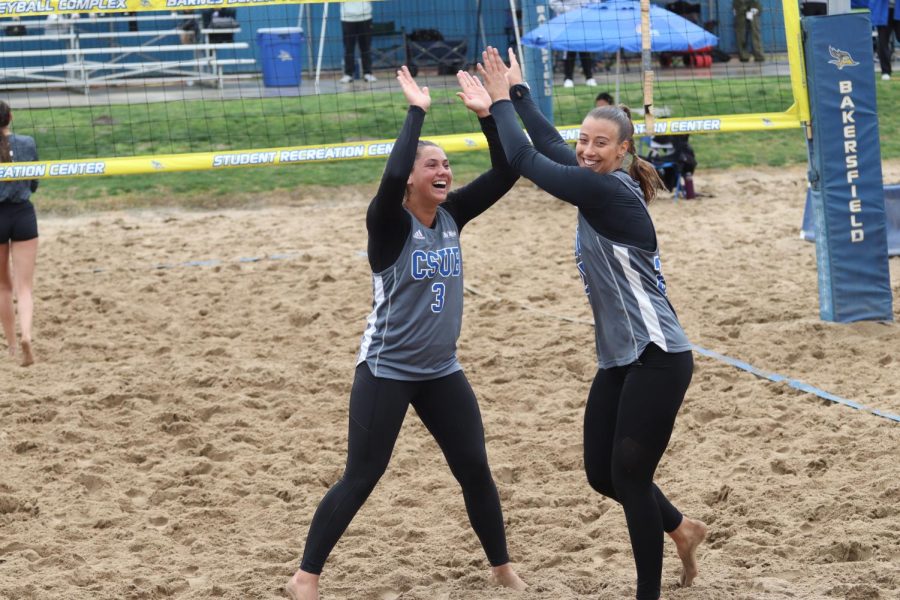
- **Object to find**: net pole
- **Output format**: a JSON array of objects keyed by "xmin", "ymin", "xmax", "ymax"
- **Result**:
[
  {"xmin": 641, "ymin": 0, "xmax": 654, "ymax": 135},
  {"xmin": 314, "ymin": 2, "xmax": 330, "ymax": 94},
  {"xmin": 303, "ymin": 4, "xmax": 315, "ymax": 78},
  {"xmin": 615, "ymin": 48, "xmax": 621, "ymax": 104},
  {"xmin": 509, "ymin": 0, "xmax": 525, "ymax": 78}
]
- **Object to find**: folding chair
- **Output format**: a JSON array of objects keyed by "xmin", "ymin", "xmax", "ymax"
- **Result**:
[
  {"xmin": 643, "ymin": 137, "xmax": 685, "ymax": 200},
  {"xmin": 407, "ymin": 39, "xmax": 468, "ymax": 75}
]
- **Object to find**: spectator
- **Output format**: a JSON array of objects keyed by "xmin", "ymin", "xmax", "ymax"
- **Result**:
[
  {"xmin": 646, "ymin": 135, "xmax": 698, "ymax": 199},
  {"xmin": 595, "ymin": 91, "xmax": 614, "ymax": 107},
  {"xmin": 733, "ymin": 0, "xmax": 765, "ymax": 62},
  {"xmin": 340, "ymin": 2, "xmax": 377, "ymax": 83},
  {"xmin": 869, "ymin": 0, "xmax": 900, "ymax": 80},
  {"xmin": 550, "ymin": 0, "xmax": 597, "ymax": 87},
  {"xmin": 0, "ymin": 100, "xmax": 40, "ymax": 367}
]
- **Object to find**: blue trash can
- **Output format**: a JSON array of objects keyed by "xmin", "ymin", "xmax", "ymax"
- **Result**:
[{"xmin": 256, "ymin": 27, "xmax": 304, "ymax": 87}]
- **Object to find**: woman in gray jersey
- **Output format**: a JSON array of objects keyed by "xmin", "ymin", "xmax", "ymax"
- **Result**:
[
  {"xmin": 285, "ymin": 67, "xmax": 526, "ymax": 600},
  {"xmin": 0, "ymin": 100, "xmax": 39, "ymax": 367},
  {"xmin": 479, "ymin": 48, "xmax": 707, "ymax": 600}
]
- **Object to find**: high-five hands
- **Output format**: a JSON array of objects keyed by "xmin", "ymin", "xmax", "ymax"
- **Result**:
[
  {"xmin": 396, "ymin": 65, "xmax": 431, "ymax": 112},
  {"xmin": 477, "ymin": 46, "xmax": 512, "ymax": 103},
  {"xmin": 505, "ymin": 48, "xmax": 524, "ymax": 87},
  {"xmin": 455, "ymin": 70, "xmax": 492, "ymax": 118}
]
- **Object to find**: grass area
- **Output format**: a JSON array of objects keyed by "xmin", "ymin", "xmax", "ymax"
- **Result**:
[{"xmin": 27, "ymin": 77, "xmax": 900, "ymax": 208}]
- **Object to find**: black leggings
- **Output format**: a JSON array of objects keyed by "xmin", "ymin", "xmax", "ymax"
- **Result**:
[
  {"xmin": 299, "ymin": 364, "xmax": 510, "ymax": 574},
  {"xmin": 584, "ymin": 344, "xmax": 693, "ymax": 600},
  {"xmin": 563, "ymin": 51, "xmax": 594, "ymax": 79},
  {"xmin": 876, "ymin": 14, "xmax": 900, "ymax": 76},
  {"xmin": 341, "ymin": 19, "xmax": 373, "ymax": 76}
]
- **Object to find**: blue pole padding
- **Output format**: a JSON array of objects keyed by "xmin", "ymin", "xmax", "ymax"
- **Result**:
[
  {"xmin": 802, "ymin": 184, "xmax": 900, "ymax": 256},
  {"xmin": 520, "ymin": 0, "xmax": 554, "ymax": 123},
  {"xmin": 802, "ymin": 12, "xmax": 893, "ymax": 322}
]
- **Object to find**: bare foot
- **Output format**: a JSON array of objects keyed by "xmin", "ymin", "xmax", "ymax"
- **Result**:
[
  {"xmin": 488, "ymin": 563, "xmax": 527, "ymax": 591},
  {"xmin": 20, "ymin": 340, "xmax": 34, "ymax": 367},
  {"xmin": 669, "ymin": 517, "xmax": 707, "ymax": 587},
  {"xmin": 284, "ymin": 570, "xmax": 319, "ymax": 600},
  {"xmin": 7, "ymin": 345, "xmax": 14, "ymax": 359}
]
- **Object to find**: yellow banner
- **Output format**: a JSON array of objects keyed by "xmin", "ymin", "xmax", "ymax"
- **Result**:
[
  {"xmin": 0, "ymin": 111, "xmax": 802, "ymax": 181},
  {"xmin": 0, "ymin": 0, "xmax": 333, "ymax": 18}
]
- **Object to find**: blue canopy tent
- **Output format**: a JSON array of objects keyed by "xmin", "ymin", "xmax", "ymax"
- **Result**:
[
  {"xmin": 521, "ymin": 0, "xmax": 718, "ymax": 100},
  {"xmin": 521, "ymin": 0, "xmax": 718, "ymax": 53}
]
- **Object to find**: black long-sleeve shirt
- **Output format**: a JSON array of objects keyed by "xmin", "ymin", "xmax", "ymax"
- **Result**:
[
  {"xmin": 491, "ymin": 85, "xmax": 657, "ymax": 251},
  {"xmin": 366, "ymin": 106, "xmax": 519, "ymax": 272}
]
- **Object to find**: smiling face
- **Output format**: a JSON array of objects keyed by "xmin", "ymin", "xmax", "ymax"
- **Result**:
[
  {"xmin": 406, "ymin": 144, "xmax": 452, "ymax": 207},
  {"xmin": 575, "ymin": 116, "xmax": 629, "ymax": 175}
]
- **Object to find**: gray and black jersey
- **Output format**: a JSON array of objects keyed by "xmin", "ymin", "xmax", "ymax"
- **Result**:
[
  {"xmin": 357, "ymin": 206, "xmax": 464, "ymax": 379},
  {"xmin": 492, "ymin": 88, "xmax": 691, "ymax": 368},
  {"xmin": 356, "ymin": 106, "xmax": 518, "ymax": 381},
  {"xmin": 0, "ymin": 134, "xmax": 39, "ymax": 204},
  {"xmin": 575, "ymin": 171, "xmax": 691, "ymax": 368}
]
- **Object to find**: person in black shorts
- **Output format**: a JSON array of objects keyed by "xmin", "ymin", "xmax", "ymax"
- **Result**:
[
  {"xmin": 479, "ymin": 48, "xmax": 707, "ymax": 600},
  {"xmin": 0, "ymin": 100, "xmax": 39, "ymax": 367},
  {"xmin": 284, "ymin": 67, "xmax": 526, "ymax": 600}
]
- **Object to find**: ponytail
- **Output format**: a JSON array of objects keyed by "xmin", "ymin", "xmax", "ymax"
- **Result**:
[
  {"xmin": 585, "ymin": 104, "xmax": 666, "ymax": 204},
  {"xmin": 0, "ymin": 101, "xmax": 10, "ymax": 163},
  {"xmin": 627, "ymin": 141, "xmax": 666, "ymax": 205}
]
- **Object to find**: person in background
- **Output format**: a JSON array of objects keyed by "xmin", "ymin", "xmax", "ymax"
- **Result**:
[
  {"xmin": 0, "ymin": 100, "xmax": 40, "ymax": 367},
  {"xmin": 595, "ymin": 91, "xmax": 614, "ymax": 107},
  {"xmin": 550, "ymin": 0, "xmax": 597, "ymax": 87},
  {"xmin": 339, "ymin": 2, "xmax": 377, "ymax": 84},
  {"xmin": 869, "ymin": 0, "xmax": 900, "ymax": 80},
  {"xmin": 646, "ymin": 135, "xmax": 698, "ymax": 199},
  {"xmin": 732, "ymin": 0, "xmax": 765, "ymax": 62}
]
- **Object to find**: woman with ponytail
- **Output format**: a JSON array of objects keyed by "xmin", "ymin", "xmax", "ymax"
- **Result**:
[
  {"xmin": 0, "ymin": 100, "xmax": 39, "ymax": 367},
  {"xmin": 479, "ymin": 48, "xmax": 707, "ymax": 600}
]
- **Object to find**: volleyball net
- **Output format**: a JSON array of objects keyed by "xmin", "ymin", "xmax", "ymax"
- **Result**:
[{"xmin": 0, "ymin": 0, "xmax": 807, "ymax": 180}]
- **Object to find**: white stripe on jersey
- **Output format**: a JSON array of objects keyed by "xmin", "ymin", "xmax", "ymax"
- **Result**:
[
  {"xmin": 373, "ymin": 266, "xmax": 399, "ymax": 375},
  {"xmin": 597, "ymin": 237, "xmax": 639, "ymax": 358},
  {"xmin": 358, "ymin": 273, "xmax": 385, "ymax": 371},
  {"xmin": 612, "ymin": 245, "xmax": 668, "ymax": 351}
]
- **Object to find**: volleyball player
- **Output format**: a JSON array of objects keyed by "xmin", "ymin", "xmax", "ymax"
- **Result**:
[
  {"xmin": 478, "ymin": 47, "xmax": 707, "ymax": 600},
  {"xmin": 0, "ymin": 100, "xmax": 39, "ymax": 367},
  {"xmin": 285, "ymin": 67, "xmax": 526, "ymax": 600}
]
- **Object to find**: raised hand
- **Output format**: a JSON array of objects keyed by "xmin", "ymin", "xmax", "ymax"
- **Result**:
[
  {"xmin": 506, "ymin": 48, "xmax": 524, "ymax": 87},
  {"xmin": 396, "ymin": 65, "xmax": 431, "ymax": 112},
  {"xmin": 455, "ymin": 70, "xmax": 492, "ymax": 118},
  {"xmin": 476, "ymin": 46, "xmax": 511, "ymax": 102}
]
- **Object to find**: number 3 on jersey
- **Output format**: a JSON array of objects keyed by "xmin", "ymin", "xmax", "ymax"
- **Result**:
[{"xmin": 431, "ymin": 282, "xmax": 445, "ymax": 313}]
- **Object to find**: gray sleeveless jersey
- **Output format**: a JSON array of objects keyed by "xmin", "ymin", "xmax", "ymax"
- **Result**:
[
  {"xmin": 357, "ymin": 206, "xmax": 464, "ymax": 380},
  {"xmin": 575, "ymin": 171, "xmax": 692, "ymax": 368}
]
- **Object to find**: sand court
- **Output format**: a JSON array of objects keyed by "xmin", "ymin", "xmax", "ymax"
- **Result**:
[{"xmin": 1, "ymin": 161, "xmax": 899, "ymax": 599}]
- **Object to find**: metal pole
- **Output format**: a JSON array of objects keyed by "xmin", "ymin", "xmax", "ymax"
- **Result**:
[
  {"xmin": 509, "ymin": 0, "xmax": 525, "ymax": 78},
  {"xmin": 301, "ymin": 3, "xmax": 314, "ymax": 79},
  {"xmin": 640, "ymin": 0, "xmax": 654, "ymax": 135},
  {"xmin": 315, "ymin": 2, "xmax": 330, "ymax": 95}
]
